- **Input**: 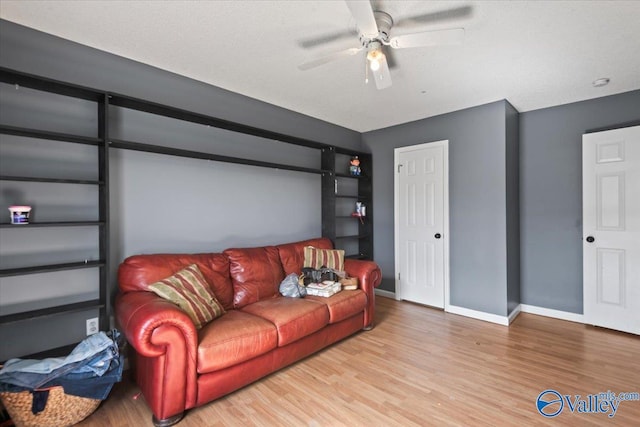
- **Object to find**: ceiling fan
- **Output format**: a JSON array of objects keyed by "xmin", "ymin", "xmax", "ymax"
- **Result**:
[{"xmin": 298, "ymin": 1, "xmax": 468, "ymax": 90}]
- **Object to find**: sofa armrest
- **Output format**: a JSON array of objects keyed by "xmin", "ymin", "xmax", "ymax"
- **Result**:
[
  {"xmin": 115, "ymin": 291, "xmax": 198, "ymax": 420},
  {"xmin": 344, "ymin": 259, "xmax": 382, "ymax": 329}
]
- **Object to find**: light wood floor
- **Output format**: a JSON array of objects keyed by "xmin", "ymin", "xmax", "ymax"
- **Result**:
[{"xmin": 78, "ymin": 297, "xmax": 639, "ymax": 426}]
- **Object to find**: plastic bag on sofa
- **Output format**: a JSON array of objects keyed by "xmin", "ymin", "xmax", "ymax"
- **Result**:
[{"xmin": 279, "ymin": 273, "xmax": 307, "ymax": 298}]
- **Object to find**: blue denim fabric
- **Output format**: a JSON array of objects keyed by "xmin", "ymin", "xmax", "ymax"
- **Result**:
[
  {"xmin": 0, "ymin": 359, "xmax": 86, "ymax": 390},
  {"xmin": 0, "ymin": 355, "xmax": 123, "ymax": 401},
  {"xmin": 71, "ymin": 345, "xmax": 118, "ymax": 376},
  {"xmin": 0, "ymin": 330, "xmax": 121, "ymax": 394},
  {"xmin": 0, "ymin": 331, "xmax": 115, "ymax": 375}
]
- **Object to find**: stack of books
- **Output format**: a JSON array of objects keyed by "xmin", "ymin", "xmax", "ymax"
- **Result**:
[{"xmin": 306, "ymin": 281, "xmax": 342, "ymax": 297}]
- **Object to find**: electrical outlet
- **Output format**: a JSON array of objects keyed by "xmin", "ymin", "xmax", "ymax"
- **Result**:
[{"xmin": 86, "ymin": 317, "xmax": 99, "ymax": 336}]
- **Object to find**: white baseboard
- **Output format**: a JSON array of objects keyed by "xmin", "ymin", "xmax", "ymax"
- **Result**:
[
  {"xmin": 508, "ymin": 304, "xmax": 522, "ymax": 324},
  {"xmin": 375, "ymin": 289, "xmax": 396, "ymax": 299},
  {"xmin": 379, "ymin": 295, "xmax": 583, "ymax": 326},
  {"xmin": 446, "ymin": 304, "xmax": 510, "ymax": 326},
  {"xmin": 519, "ymin": 304, "xmax": 584, "ymax": 324}
]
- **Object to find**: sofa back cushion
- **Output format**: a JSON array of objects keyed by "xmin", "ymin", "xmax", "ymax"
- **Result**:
[
  {"xmin": 276, "ymin": 237, "xmax": 333, "ymax": 276},
  {"xmin": 118, "ymin": 253, "xmax": 235, "ymax": 310},
  {"xmin": 224, "ymin": 246, "xmax": 284, "ymax": 309}
]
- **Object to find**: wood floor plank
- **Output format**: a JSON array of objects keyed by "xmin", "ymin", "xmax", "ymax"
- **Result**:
[{"xmin": 76, "ymin": 297, "xmax": 640, "ymax": 426}]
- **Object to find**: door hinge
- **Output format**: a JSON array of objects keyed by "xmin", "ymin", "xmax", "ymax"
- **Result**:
[
  {"xmin": 398, "ymin": 272, "xmax": 401, "ymax": 281},
  {"xmin": 334, "ymin": 179, "xmax": 338, "ymax": 194}
]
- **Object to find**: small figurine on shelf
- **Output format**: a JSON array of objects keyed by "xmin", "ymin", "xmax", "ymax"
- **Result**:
[{"xmin": 349, "ymin": 155, "xmax": 361, "ymax": 176}]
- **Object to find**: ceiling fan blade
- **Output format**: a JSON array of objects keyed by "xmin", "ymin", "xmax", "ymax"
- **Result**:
[
  {"xmin": 385, "ymin": 47, "xmax": 398, "ymax": 69},
  {"xmin": 298, "ymin": 29, "xmax": 357, "ymax": 49},
  {"xmin": 298, "ymin": 47, "xmax": 362, "ymax": 71},
  {"xmin": 345, "ymin": 0, "xmax": 378, "ymax": 38},
  {"xmin": 390, "ymin": 28, "xmax": 464, "ymax": 49},
  {"xmin": 395, "ymin": 6, "xmax": 473, "ymax": 28},
  {"xmin": 371, "ymin": 53, "xmax": 392, "ymax": 90}
]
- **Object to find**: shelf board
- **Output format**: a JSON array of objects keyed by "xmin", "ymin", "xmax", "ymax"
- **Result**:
[
  {"xmin": 0, "ymin": 260, "xmax": 105, "ymax": 277},
  {"xmin": 0, "ymin": 300, "xmax": 104, "ymax": 325},
  {"xmin": 0, "ymin": 67, "xmax": 103, "ymax": 102},
  {"xmin": 109, "ymin": 93, "xmax": 331, "ymax": 151},
  {"xmin": 110, "ymin": 139, "xmax": 329, "ymax": 175},
  {"xmin": 335, "ymin": 234, "xmax": 369, "ymax": 240},
  {"xmin": 0, "ymin": 175, "xmax": 103, "ymax": 185},
  {"xmin": 337, "ymin": 194, "xmax": 370, "ymax": 200},
  {"xmin": 0, "ymin": 221, "xmax": 104, "ymax": 228},
  {"xmin": 335, "ymin": 172, "xmax": 368, "ymax": 179},
  {"xmin": 345, "ymin": 253, "xmax": 368, "ymax": 260},
  {"xmin": 333, "ymin": 147, "xmax": 370, "ymax": 156},
  {"xmin": 0, "ymin": 124, "xmax": 102, "ymax": 146}
]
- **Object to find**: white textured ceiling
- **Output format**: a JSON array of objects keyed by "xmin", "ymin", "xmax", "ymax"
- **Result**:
[{"xmin": 1, "ymin": 0, "xmax": 639, "ymax": 132}]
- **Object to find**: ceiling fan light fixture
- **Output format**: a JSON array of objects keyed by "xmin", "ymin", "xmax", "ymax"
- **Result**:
[
  {"xmin": 298, "ymin": 2, "xmax": 464, "ymax": 91},
  {"xmin": 369, "ymin": 56, "xmax": 381, "ymax": 71},
  {"xmin": 367, "ymin": 42, "xmax": 384, "ymax": 72}
]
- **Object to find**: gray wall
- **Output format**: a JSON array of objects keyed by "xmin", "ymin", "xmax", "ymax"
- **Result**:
[
  {"xmin": 362, "ymin": 101, "xmax": 513, "ymax": 316},
  {"xmin": 505, "ymin": 102, "xmax": 520, "ymax": 315},
  {"xmin": 0, "ymin": 21, "xmax": 361, "ymax": 151},
  {"xmin": 0, "ymin": 20, "xmax": 361, "ymax": 360},
  {"xmin": 519, "ymin": 90, "xmax": 640, "ymax": 313},
  {"xmin": 2, "ymin": 18, "xmax": 639, "ymax": 359},
  {"xmin": 0, "ymin": 19, "xmax": 361, "ymax": 248}
]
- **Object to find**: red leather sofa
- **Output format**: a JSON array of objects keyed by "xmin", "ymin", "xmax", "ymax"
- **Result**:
[{"xmin": 115, "ymin": 237, "xmax": 382, "ymax": 426}]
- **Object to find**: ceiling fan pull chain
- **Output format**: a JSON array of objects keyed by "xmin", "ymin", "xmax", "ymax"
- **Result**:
[{"xmin": 364, "ymin": 56, "xmax": 369, "ymax": 84}]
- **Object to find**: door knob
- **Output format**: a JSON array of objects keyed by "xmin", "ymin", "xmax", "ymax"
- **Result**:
[
  {"xmin": 586, "ymin": 236, "xmax": 595, "ymax": 243},
  {"xmin": 434, "ymin": 233, "xmax": 442, "ymax": 239}
]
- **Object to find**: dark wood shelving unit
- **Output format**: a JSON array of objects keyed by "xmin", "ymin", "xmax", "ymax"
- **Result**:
[
  {"xmin": 0, "ymin": 124, "xmax": 102, "ymax": 146},
  {"xmin": 0, "ymin": 68, "xmax": 103, "ymax": 102},
  {"xmin": 0, "ymin": 67, "xmax": 110, "ymax": 360},
  {"xmin": 108, "ymin": 93, "xmax": 329, "ymax": 150},
  {"xmin": 0, "ymin": 66, "xmax": 375, "ymax": 359},
  {"xmin": 110, "ymin": 139, "xmax": 328, "ymax": 175},
  {"xmin": 335, "ymin": 172, "xmax": 369, "ymax": 179},
  {"xmin": 0, "ymin": 260, "xmax": 105, "ymax": 278},
  {"xmin": 321, "ymin": 147, "xmax": 373, "ymax": 260},
  {"xmin": 0, "ymin": 300, "xmax": 105, "ymax": 324},
  {"xmin": 335, "ymin": 234, "xmax": 371, "ymax": 239},
  {"xmin": 0, "ymin": 221, "xmax": 104, "ymax": 228},
  {"xmin": 0, "ymin": 175, "xmax": 103, "ymax": 185}
]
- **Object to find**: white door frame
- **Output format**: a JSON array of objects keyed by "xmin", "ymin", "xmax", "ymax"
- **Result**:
[{"xmin": 394, "ymin": 140, "xmax": 450, "ymax": 310}]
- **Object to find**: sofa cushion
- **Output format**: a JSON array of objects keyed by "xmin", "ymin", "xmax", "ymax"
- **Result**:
[
  {"xmin": 306, "ymin": 290, "xmax": 367, "ymax": 324},
  {"xmin": 197, "ymin": 310, "xmax": 278, "ymax": 373},
  {"xmin": 118, "ymin": 253, "xmax": 235, "ymax": 310},
  {"xmin": 149, "ymin": 264, "xmax": 226, "ymax": 329},
  {"xmin": 276, "ymin": 237, "xmax": 333, "ymax": 276},
  {"xmin": 241, "ymin": 297, "xmax": 329, "ymax": 346},
  {"xmin": 303, "ymin": 246, "xmax": 345, "ymax": 272},
  {"xmin": 224, "ymin": 246, "xmax": 285, "ymax": 309}
]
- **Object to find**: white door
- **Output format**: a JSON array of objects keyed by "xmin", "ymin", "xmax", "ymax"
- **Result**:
[
  {"xmin": 395, "ymin": 141, "xmax": 448, "ymax": 308},
  {"xmin": 583, "ymin": 125, "xmax": 640, "ymax": 335}
]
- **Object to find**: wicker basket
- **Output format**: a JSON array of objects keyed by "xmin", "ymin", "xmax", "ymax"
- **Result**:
[{"xmin": 0, "ymin": 386, "xmax": 100, "ymax": 427}]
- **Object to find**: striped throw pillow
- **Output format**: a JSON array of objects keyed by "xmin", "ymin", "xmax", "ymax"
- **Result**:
[
  {"xmin": 149, "ymin": 264, "xmax": 225, "ymax": 329},
  {"xmin": 303, "ymin": 246, "xmax": 345, "ymax": 272}
]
